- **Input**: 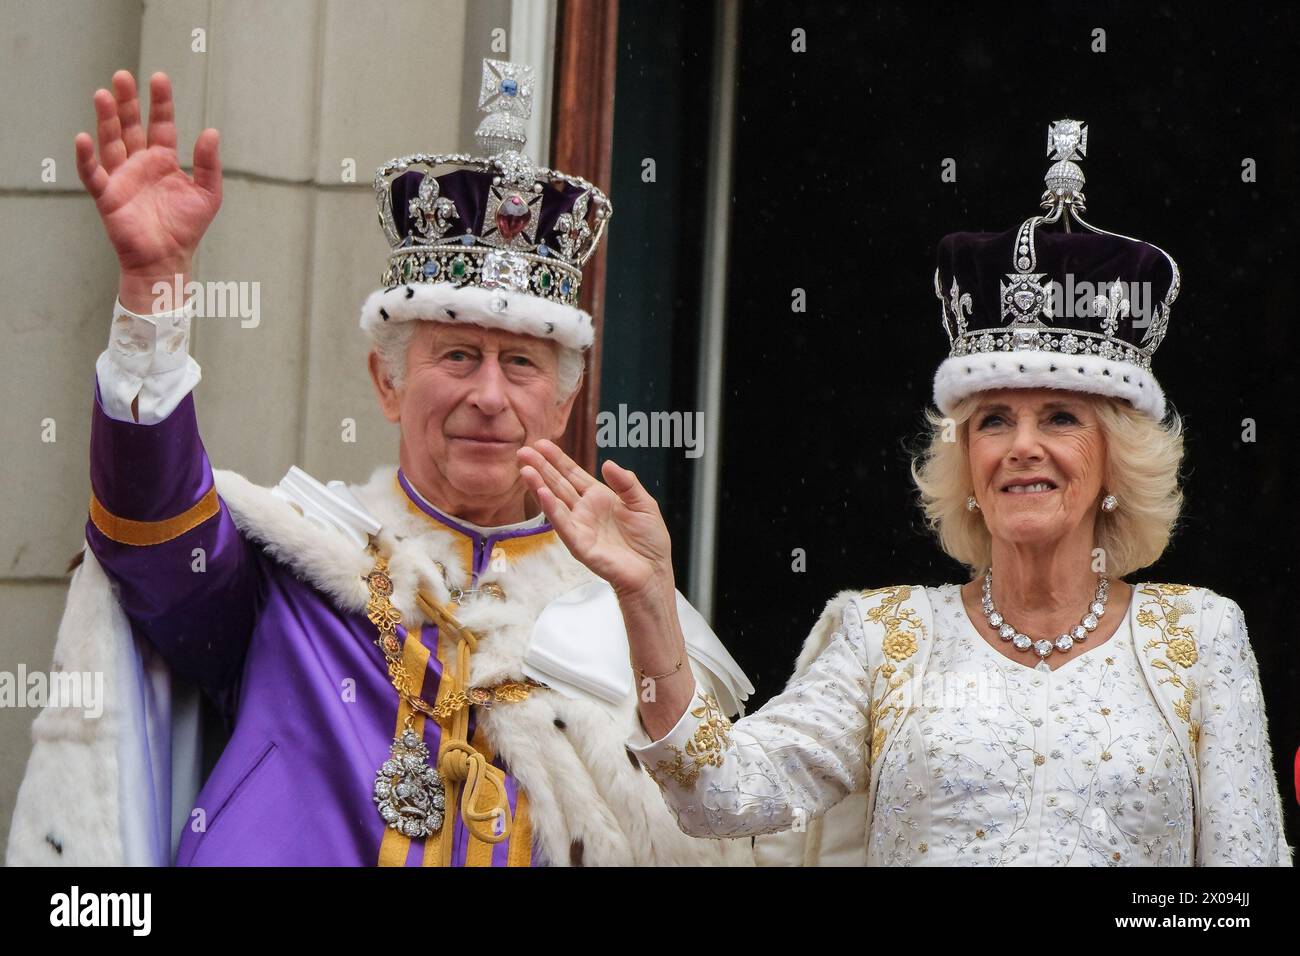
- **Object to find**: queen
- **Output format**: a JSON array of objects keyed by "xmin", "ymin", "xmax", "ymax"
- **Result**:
[{"xmin": 517, "ymin": 119, "xmax": 1293, "ymax": 866}]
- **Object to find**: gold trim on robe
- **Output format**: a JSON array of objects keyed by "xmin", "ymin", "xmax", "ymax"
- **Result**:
[{"xmin": 89, "ymin": 487, "xmax": 220, "ymax": 546}]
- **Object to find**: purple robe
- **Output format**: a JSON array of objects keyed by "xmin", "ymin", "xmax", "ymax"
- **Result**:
[{"xmin": 85, "ymin": 380, "xmax": 542, "ymax": 866}]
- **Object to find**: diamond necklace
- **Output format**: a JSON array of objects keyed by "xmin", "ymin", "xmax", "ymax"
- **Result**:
[{"xmin": 981, "ymin": 569, "xmax": 1109, "ymax": 673}]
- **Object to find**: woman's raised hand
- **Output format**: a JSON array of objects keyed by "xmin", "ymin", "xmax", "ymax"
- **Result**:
[
  {"xmin": 517, "ymin": 440, "xmax": 674, "ymax": 599},
  {"xmin": 74, "ymin": 71, "xmax": 222, "ymax": 303}
]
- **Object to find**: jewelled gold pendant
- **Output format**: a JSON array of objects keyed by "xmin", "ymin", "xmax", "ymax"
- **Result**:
[{"xmin": 373, "ymin": 728, "xmax": 445, "ymax": 838}]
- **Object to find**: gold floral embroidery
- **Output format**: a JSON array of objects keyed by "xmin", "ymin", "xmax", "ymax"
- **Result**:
[
  {"xmin": 869, "ymin": 668, "xmax": 912, "ymax": 730},
  {"xmin": 882, "ymin": 632, "xmax": 915, "ymax": 662},
  {"xmin": 1136, "ymin": 584, "xmax": 1200, "ymax": 729},
  {"xmin": 862, "ymin": 585, "xmax": 925, "ymax": 662},
  {"xmin": 861, "ymin": 585, "xmax": 906, "ymax": 597},
  {"xmin": 1166, "ymin": 638, "xmax": 1198, "ymax": 667},
  {"xmin": 649, "ymin": 693, "xmax": 732, "ymax": 789},
  {"xmin": 871, "ymin": 725, "xmax": 886, "ymax": 756},
  {"xmin": 860, "ymin": 586, "xmax": 928, "ymax": 767}
]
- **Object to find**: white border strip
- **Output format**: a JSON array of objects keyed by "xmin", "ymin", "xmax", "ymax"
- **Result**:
[{"xmin": 512, "ymin": 0, "xmax": 558, "ymax": 162}]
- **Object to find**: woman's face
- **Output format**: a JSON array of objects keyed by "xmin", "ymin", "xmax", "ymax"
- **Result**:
[{"xmin": 965, "ymin": 388, "xmax": 1107, "ymax": 549}]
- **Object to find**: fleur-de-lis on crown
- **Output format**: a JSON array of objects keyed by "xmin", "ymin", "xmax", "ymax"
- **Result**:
[
  {"xmin": 407, "ymin": 172, "xmax": 459, "ymax": 242},
  {"xmin": 948, "ymin": 279, "xmax": 973, "ymax": 337},
  {"xmin": 935, "ymin": 268, "xmax": 973, "ymax": 343},
  {"xmin": 1094, "ymin": 278, "xmax": 1130, "ymax": 337},
  {"xmin": 1140, "ymin": 302, "xmax": 1169, "ymax": 348},
  {"xmin": 555, "ymin": 189, "xmax": 592, "ymax": 260}
]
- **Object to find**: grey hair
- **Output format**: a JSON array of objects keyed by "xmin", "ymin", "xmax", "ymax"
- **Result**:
[{"xmin": 371, "ymin": 319, "xmax": 585, "ymax": 402}]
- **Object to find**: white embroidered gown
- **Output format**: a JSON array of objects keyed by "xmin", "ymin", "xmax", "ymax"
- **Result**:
[{"xmin": 628, "ymin": 583, "xmax": 1292, "ymax": 866}]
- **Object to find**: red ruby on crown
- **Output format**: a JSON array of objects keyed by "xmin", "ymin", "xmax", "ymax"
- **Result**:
[{"xmin": 495, "ymin": 193, "xmax": 531, "ymax": 241}]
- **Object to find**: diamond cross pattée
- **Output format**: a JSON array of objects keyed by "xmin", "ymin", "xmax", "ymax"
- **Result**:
[
  {"xmin": 478, "ymin": 58, "xmax": 535, "ymax": 120},
  {"xmin": 1047, "ymin": 119, "xmax": 1088, "ymax": 162}
]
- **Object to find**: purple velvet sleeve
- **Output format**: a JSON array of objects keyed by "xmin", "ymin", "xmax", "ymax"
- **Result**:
[{"xmin": 86, "ymin": 376, "xmax": 261, "ymax": 706}]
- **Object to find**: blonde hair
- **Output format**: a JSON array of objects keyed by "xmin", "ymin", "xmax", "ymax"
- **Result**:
[{"xmin": 909, "ymin": 392, "xmax": 1185, "ymax": 578}]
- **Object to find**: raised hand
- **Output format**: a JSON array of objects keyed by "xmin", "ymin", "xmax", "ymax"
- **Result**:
[
  {"xmin": 517, "ymin": 440, "xmax": 674, "ymax": 599},
  {"xmin": 74, "ymin": 71, "xmax": 222, "ymax": 308}
]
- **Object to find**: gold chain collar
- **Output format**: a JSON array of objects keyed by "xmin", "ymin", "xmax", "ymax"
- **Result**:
[
  {"xmin": 363, "ymin": 547, "xmax": 538, "ymax": 724},
  {"xmin": 363, "ymin": 540, "xmax": 546, "ymax": 854}
]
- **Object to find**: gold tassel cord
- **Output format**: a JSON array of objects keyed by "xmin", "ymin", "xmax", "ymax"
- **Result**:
[{"xmin": 416, "ymin": 589, "xmax": 514, "ymax": 857}]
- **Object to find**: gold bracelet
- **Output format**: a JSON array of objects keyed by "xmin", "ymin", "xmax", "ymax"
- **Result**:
[{"xmin": 633, "ymin": 652, "xmax": 684, "ymax": 683}]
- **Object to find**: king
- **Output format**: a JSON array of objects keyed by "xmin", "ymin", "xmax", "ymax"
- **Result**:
[{"xmin": 7, "ymin": 61, "xmax": 753, "ymax": 867}]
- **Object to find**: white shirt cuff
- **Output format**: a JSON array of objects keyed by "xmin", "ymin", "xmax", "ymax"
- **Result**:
[{"xmin": 97, "ymin": 295, "xmax": 202, "ymax": 424}]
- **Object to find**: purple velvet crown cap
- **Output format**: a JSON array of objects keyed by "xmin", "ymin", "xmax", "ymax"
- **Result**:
[
  {"xmin": 387, "ymin": 168, "xmax": 587, "ymax": 251},
  {"xmin": 931, "ymin": 221, "xmax": 1180, "ymax": 421},
  {"xmin": 936, "ymin": 227, "xmax": 1177, "ymax": 352}
]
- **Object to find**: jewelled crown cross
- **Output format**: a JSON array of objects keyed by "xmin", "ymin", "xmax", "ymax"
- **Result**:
[
  {"xmin": 474, "ymin": 58, "xmax": 536, "ymax": 155},
  {"xmin": 1042, "ymin": 118, "xmax": 1088, "ymax": 210}
]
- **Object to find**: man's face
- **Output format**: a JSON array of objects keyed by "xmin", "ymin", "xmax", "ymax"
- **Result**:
[{"xmin": 371, "ymin": 321, "xmax": 578, "ymax": 518}]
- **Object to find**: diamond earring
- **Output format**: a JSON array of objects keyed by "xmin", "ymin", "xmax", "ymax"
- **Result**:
[
  {"xmin": 1101, "ymin": 494, "xmax": 1118, "ymax": 513},
  {"xmin": 966, "ymin": 496, "xmax": 980, "ymax": 512}
]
